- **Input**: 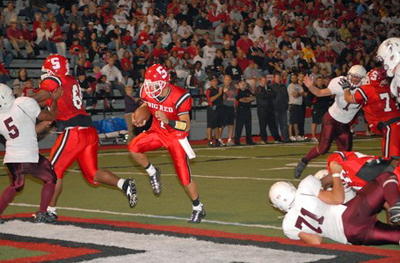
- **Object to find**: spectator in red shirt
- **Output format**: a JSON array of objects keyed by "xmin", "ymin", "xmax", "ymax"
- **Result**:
[
  {"xmin": 69, "ymin": 38, "xmax": 84, "ymax": 68},
  {"xmin": 236, "ymin": 34, "xmax": 253, "ymax": 55},
  {"xmin": 121, "ymin": 50, "xmax": 134, "ymax": 78},
  {"xmin": 167, "ymin": 0, "xmax": 180, "ymax": 16},
  {"xmin": 0, "ymin": 62, "xmax": 10, "ymax": 84},
  {"xmin": 186, "ymin": 40, "xmax": 199, "ymax": 58},
  {"xmin": 137, "ymin": 25, "xmax": 151, "ymax": 49},
  {"xmin": 151, "ymin": 41, "xmax": 168, "ymax": 61},
  {"xmin": 6, "ymin": 21, "xmax": 34, "ymax": 58},
  {"xmin": 171, "ymin": 40, "xmax": 185, "ymax": 59}
]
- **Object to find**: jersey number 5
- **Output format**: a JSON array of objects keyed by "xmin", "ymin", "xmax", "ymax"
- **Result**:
[
  {"xmin": 4, "ymin": 117, "xmax": 19, "ymax": 139},
  {"xmin": 295, "ymin": 208, "xmax": 325, "ymax": 234}
]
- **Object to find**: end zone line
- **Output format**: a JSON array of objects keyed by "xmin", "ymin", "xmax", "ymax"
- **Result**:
[
  {"xmin": 9, "ymin": 202, "xmax": 282, "ymax": 230},
  {"xmin": 66, "ymin": 169, "xmax": 301, "ymax": 182}
]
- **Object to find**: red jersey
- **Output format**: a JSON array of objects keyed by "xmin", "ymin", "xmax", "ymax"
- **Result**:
[
  {"xmin": 40, "ymin": 75, "xmax": 92, "ymax": 131},
  {"xmin": 140, "ymin": 84, "xmax": 192, "ymax": 139},
  {"xmin": 326, "ymin": 151, "xmax": 400, "ymax": 191},
  {"xmin": 354, "ymin": 83, "xmax": 400, "ymax": 134}
]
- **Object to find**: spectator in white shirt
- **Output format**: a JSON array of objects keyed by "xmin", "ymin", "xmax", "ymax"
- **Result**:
[
  {"xmin": 177, "ymin": 20, "xmax": 193, "ymax": 44},
  {"xmin": 100, "ymin": 57, "xmax": 126, "ymax": 97},
  {"xmin": 113, "ymin": 7, "xmax": 128, "ymax": 29},
  {"xmin": 166, "ymin": 13, "xmax": 178, "ymax": 32},
  {"xmin": 202, "ymin": 39, "xmax": 216, "ymax": 67}
]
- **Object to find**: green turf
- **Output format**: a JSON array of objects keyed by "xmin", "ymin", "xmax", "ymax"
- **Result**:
[
  {"xmin": 0, "ymin": 137, "xmax": 399, "ymax": 261},
  {"xmin": 0, "ymin": 246, "xmax": 47, "ymax": 260}
]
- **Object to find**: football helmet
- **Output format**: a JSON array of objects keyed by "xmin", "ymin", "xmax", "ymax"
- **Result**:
[
  {"xmin": 269, "ymin": 181, "xmax": 296, "ymax": 213},
  {"xmin": 365, "ymin": 67, "xmax": 388, "ymax": 87},
  {"xmin": 0, "ymin": 84, "xmax": 15, "ymax": 110},
  {"xmin": 376, "ymin": 37, "xmax": 400, "ymax": 77},
  {"xmin": 347, "ymin": 65, "xmax": 366, "ymax": 87},
  {"xmin": 143, "ymin": 64, "xmax": 170, "ymax": 98},
  {"xmin": 314, "ymin": 169, "xmax": 329, "ymax": 180},
  {"xmin": 42, "ymin": 54, "xmax": 70, "ymax": 76}
]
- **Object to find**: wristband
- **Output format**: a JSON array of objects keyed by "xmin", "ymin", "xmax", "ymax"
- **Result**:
[
  {"xmin": 168, "ymin": 120, "xmax": 187, "ymax": 131},
  {"xmin": 332, "ymin": 173, "xmax": 340, "ymax": 178}
]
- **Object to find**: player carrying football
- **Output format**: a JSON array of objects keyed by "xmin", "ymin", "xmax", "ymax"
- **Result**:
[
  {"xmin": 129, "ymin": 64, "xmax": 206, "ymax": 223},
  {"xmin": 31, "ymin": 54, "xmax": 137, "ymax": 221},
  {"xmin": 0, "ymin": 84, "xmax": 58, "ymax": 223},
  {"xmin": 294, "ymin": 65, "xmax": 367, "ymax": 179}
]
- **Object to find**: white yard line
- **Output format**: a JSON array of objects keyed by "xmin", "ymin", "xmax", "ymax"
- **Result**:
[
  {"xmin": 9, "ymin": 202, "xmax": 282, "ymax": 230},
  {"xmin": 66, "ymin": 169, "xmax": 300, "ymax": 182}
]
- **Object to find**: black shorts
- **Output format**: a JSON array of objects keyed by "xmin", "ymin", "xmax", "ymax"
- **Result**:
[
  {"xmin": 222, "ymin": 106, "xmax": 235, "ymax": 126},
  {"xmin": 289, "ymin": 104, "xmax": 303, "ymax": 124},
  {"xmin": 312, "ymin": 107, "xmax": 328, "ymax": 124},
  {"xmin": 207, "ymin": 106, "xmax": 223, "ymax": 128}
]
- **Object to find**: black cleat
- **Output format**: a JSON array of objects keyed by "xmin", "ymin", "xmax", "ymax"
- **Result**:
[
  {"xmin": 294, "ymin": 159, "xmax": 308, "ymax": 179},
  {"xmin": 123, "ymin": 178, "xmax": 138, "ymax": 208},
  {"xmin": 389, "ymin": 200, "xmax": 400, "ymax": 224},
  {"xmin": 0, "ymin": 218, "xmax": 4, "ymax": 224},
  {"xmin": 149, "ymin": 167, "xmax": 162, "ymax": 196},
  {"xmin": 34, "ymin": 212, "xmax": 57, "ymax": 223},
  {"xmin": 188, "ymin": 205, "xmax": 206, "ymax": 224}
]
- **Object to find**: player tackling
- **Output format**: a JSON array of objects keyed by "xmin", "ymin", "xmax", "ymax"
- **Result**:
[
  {"xmin": 32, "ymin": 54, "xmax": 137, "ymax": 221},
  {"xmin": 0, "ymin": 84, "xmax": 58, "ymax": 223},
  {"xmin": 129, "ymin": 64, "xmax": 205, "ymax": 223}
]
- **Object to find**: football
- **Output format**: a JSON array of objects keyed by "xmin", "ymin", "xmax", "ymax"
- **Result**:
[{"xmin": 133, "ymin": 105, "xmax": 151, "ymax": 126}]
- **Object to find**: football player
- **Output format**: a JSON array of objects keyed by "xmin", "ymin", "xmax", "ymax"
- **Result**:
[
  {"xmin": 31, "ymin": 54, "xmax": 137, "ymax": 221},
  {"xmin": 294, "ymin": 65, "xmax": 366, "ymax": 179},
  {"xmin": 269, "ymin": 159, "xmax": 400, "ymax": 246},
  {"xmin": 377, "ymin": 37, "xmax": 400, "ymax": 101},
  {"xmin": 129, "ymin": 64, "xmax": 206, "ymax": 223},
  {"xmin": 343, "ymin": 67, "xmax": 400, "ymax": 158},
  {"xmin": 0, "ymin": 84, "xmax": 58, "ymax": 223}
]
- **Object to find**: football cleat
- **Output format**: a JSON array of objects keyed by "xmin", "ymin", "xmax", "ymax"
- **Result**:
[
  {"xmin": 188, "ymin": 205, "xmax": 206, "ymax": 224},
  {"xmin": 389, "ymin": 200, "xmax": 400, "ymax": 224},
  {"xmin": 294, "ymin": 159, "xmax": 308, "ymax": 179},
  {"xmin": 149, "ymin": 167, "xmax": 162, "ymax": 196},
  {"xmin": 123, "ymin": 178, "xmax": 138, "ymax": 208},
  {"xmin": 34, "ymin": 212, "xmax": 57, "ymax": 223},
  {"xmin": 0, "ymin": 218, "xmax": 4, "ymax": 224}
]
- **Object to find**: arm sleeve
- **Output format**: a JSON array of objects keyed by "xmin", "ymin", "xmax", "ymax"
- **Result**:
[
  {"xmin": 327, "ymin": 77, "xmax": 344, "ymax": 95},
  {"xmin": 353, "ymin": 88, "xmax": 367, "ymax": 104},
  {"xmin": 176, "ymin": 92, "xmax": 192, "ymax": 115},
  {"xmin": 40, "ymin": 76, "xmax": 61, "ymax": 93},
  {"xmin": 20, "ymin": 97, "xmax": 41, "ymax": 119},
  {"xmin": 298, "ymin": 175, "xmax": 321, "ymax": 197}
]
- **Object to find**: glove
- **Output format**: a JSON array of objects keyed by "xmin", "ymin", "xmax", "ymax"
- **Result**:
[
  {"xmin": 339, "ymin": 78, "xmax": 351, "ymax": 90},
  {"xmin": 377, "ymin": 121, "xmax": 385, "ymax": 131}
]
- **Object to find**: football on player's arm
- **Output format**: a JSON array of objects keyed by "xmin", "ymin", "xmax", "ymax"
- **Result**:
[{"xmin": 132, "ymin": 104, "xmax": 151, "ymax": 127}]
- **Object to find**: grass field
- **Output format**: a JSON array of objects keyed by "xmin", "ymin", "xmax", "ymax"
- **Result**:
[{"xmin": 0, "ymin": 136, "xmax": 399, "ymax": 262}]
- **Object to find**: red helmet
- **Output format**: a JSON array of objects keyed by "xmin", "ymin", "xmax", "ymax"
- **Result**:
[
  {"xmin": 42, "ymin": 54, "xmax": 70, "ymax": 76},
  {"xmin": 366, "ymin": 67, "xmax": 388, "ymax": 87},
  {"xmin": 143, "ymin": 64, "xmax": 170, "ymax": 98}
]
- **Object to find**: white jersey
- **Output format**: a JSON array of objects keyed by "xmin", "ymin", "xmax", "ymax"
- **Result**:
[
  {"xmin": 327, "ymin": 76, "xmax": 361, "ymax": 124},
  {"xmin": 0, "ymin": 97, "xmax": 40, "ymax": 163},
  {"xmin": 282, "ymin": 176, "xmax": 348, "ymax": 244}
]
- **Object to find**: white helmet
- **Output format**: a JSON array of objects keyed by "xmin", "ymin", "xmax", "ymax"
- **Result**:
[
  {"xmin": 347, "ymin": 65, "xmax": 367, "ymax": 87},
  {"xmin": 376, "ymin": 37, "xmax": 400, "ymax": 77},
  {"xmin": 269, "ymin": 181, "xmax": 296, "ymax": 213},
  {"xmin": 314, "ymin": 169, "xmax": 329, "ymax": 180},
  {"xmin": 0, "ymin": 84, "xmax": 15, "ymax": 110}
]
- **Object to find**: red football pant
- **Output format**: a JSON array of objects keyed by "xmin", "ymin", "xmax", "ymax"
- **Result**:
[
  {"xmin": 128, "ymin": 130, "xmax": 192, "ymax": 186},
  {"xmin": 382, "ymin": 122, "xmax": 400, "ymax": 158},
  {"xmin": 342, "ymin": 172, "xmax": 400, "ymax": 245},
  {"xmin": 50, "ymin": 127, "xmax": 99, "ymax": 185}
]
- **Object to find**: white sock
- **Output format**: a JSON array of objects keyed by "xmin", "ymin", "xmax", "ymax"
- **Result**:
[
  {"xmin": 145, "ymin": 164, "xmax": 156, "ymax": 176},
  {"xmin": 47, "ymin": 206, "xmax": 57, "ymax": 214},
  {"xmin": 192, "ymin": 203, "xmax": 203, "ymax": 211},
  {"xmin": 117, "ymin": 179, "xmax": 125, "ymax": 190}
]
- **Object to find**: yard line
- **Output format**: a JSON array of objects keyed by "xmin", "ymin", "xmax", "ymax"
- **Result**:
[
  {"xmin": 10, "ymin": 202, "xmax": 282, "ymax": 230},
  {"xmin": 66, "ymin": 169, "xmax": 301, "ymax": 182}
]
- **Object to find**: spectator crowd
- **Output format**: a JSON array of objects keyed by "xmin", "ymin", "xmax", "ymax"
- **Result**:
[{"xmin": 0, "ymin": 0, "xmax": 399, "ymax": 144}]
